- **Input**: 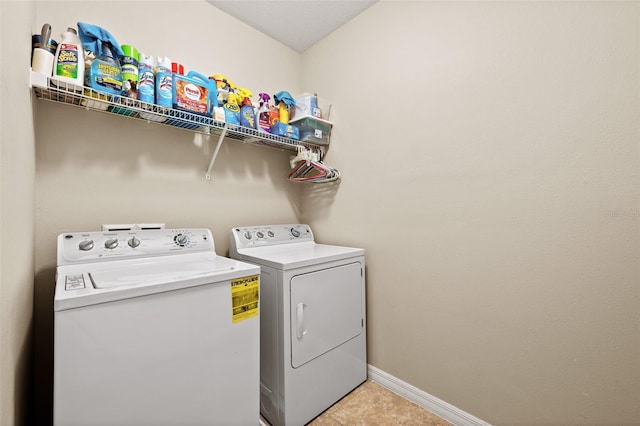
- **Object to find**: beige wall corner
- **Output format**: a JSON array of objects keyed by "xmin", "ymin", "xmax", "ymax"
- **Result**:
[{"xmin": 1, "ymin": 1, "xmax": 37, "ymax": 425}]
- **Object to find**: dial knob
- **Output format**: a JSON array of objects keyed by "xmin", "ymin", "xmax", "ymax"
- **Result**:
[
  {"xmin": 104, "ymin": 238, "xmax": 118, "ymax": 249},
  {"xmin": 256, "ymin": 231, "xmax": 265, "ymax": 239},
  {"xmin": 175, "ymin": 234, "xmax": 190, "ymax": 246},
  {"xmin": 244, "ymin": 231, "xmax": 252, "ymax": 240},
  {"xmin": 267, "ymin": 230, "xmax": 275, "ymax": 238},
  {"xmin": 291, "ymin": 228, "xmax": 301, "ymax": 238},
  {"xmin": 78, "ymin": 240, "xmax": 94, "ymax": 251},
  {"xmin": 128, "ymin": 237, "xmax": 141, "ymax": 248}
]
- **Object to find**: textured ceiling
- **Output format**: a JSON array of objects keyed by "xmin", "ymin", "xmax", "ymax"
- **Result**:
[{"xmin": 207, "ymin": 1, "xmax": 378, "ymax": 52}]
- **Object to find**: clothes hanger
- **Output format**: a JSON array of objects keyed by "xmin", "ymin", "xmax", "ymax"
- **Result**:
[{"xmin": 288, "ymin": 146, "xmax": 340, "ymax": 183}]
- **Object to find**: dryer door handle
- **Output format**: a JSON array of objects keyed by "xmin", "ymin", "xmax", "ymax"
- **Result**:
[{"xmin": 296, "ymin": 303, "xmax": 307, "ymax": 339}]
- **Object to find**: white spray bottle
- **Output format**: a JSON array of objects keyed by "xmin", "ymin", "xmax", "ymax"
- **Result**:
[{"xmin": 257, "ymin": 92, "xmax": 271, "ymax": 132}]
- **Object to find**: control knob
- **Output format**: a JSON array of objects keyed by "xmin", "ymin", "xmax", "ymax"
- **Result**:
[
  {"xmin": 78, "ymin": 240, "xmax": 94, "ymax": 251},
  {"xmin": 256, "ymin": 231, "xmax": 265, "ymax": 239},
  {"xmin": 175, "ymin": 234, "xmax": 190, "ymax": 247},
  {"xmin": 291, "ymin": 228, "xmax": 301, "ymax": 238},
  {"xmin": 244, "ymin": 231, "xmax": 252, "ymax": 240},
  {"xmin": 104, "ymin": 238, "xmax": 118, "ymax": 249},
  {"xmin": 128, "ymin": 237, "xmax": 141, "ymax": 248}
]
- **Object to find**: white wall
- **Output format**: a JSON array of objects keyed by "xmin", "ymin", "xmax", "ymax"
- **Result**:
[
  {"xmin": 0, "ymin": 1, "xmax": 37, "ymax": 425},
  {"xmin": 302, "ymin": 1, "xmax": 640, "ymax": 424},
  {"xmin": 31, "ymin": 2, "xmax": 304, "ymax": 424}
]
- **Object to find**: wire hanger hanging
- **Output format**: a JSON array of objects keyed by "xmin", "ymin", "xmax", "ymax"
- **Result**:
[{"xmin": 288, "ymin": 146, "xmax": 341, "ymax": 183}]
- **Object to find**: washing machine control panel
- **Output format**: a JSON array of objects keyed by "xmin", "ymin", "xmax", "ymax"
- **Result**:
[
  {"xmin": 231, "ymin": 224, "xmax": 314, "ymax": 249},
  {"xmin": 58, "ymin": 228, "xmax": 215, "ymax": 264}
]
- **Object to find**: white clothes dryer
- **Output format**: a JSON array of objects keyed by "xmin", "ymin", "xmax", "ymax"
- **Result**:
[
  {"xmin": 229, "ymin": 224, "xmax": 367, "ymax": 426},
  {"xmin": 54, "ymin": 228, "xmax": 260, "ymax": 426}
]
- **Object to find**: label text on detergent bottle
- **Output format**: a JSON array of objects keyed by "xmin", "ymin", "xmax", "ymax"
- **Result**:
[
  {"xmin": 175, "ymin": 79, "xmax": 208, "ymax": 114},
  {"xmin": 184, "ymin": 84, "xmax": 201, "ymax": 100},
  {"xmin": 56, "ymin": 44, "xmax": 79, "ymax": 78}
]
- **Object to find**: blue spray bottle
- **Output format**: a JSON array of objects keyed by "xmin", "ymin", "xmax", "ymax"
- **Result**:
[{"xmin": 238, "ymin": 88, "xmax": 256, "ymax": 129}]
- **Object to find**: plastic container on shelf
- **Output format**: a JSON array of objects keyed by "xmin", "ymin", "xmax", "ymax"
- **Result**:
[
  {"xmin": 32, "ymin": 33, "xmax": 58, "ymax": 58},
  {"xmin": 291, "ymin": 92, "xmax": 331, "ymax": 121},
  {"xmin": 289, "ymin": 115, "xmax": 333, "ymax": 145},
  {"xmin": 299, "ymin": 129, "xmax": 329, "ymax": 145},
  {"xmin": 270, "ymin": 122, "xmax": 299, "ymax": 140}
]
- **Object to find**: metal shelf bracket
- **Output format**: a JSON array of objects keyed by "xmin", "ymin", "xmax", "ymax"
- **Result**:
[{"xmin": 205, "ymin": 125, "xmax": 228, "ymax": 180}]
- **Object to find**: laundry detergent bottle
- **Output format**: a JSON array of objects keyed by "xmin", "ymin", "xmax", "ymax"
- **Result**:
[{"xmin": 51, "ymin": 27, "xmax": 84, "ymax": 91}]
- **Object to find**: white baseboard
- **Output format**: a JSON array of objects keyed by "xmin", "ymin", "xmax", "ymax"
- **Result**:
[{"xmin": 367, "ymin": 364, "xmax": 491, "ymax": 426}]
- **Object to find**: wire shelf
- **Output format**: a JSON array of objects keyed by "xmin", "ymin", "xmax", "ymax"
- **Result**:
[{"xmin": 32, "ymin": 78, "xmax": 322, "ymax": 153}]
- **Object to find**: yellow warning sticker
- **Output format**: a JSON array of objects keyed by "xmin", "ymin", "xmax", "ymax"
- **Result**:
[{"xmin": 231, "ymin": 275, "xmax": 259, "ymax": 323}]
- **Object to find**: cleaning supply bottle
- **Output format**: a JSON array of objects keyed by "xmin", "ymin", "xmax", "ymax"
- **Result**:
[
  {"xmin": 137, "ymin": 53, "xmax": 154, "ymax": 104},
  {"xmin": 269, "ymin": 102, "xmax": 280, "ymax": 127},
  {"xmin": 278, "ymin": 101, "xmax": 290, "ymax": 124},
  {"xmin": 85, "ymin": 41, "xmax": 122, "ymax": 96},
  {"xmin": 171, "ymin": 62, "xmax": 184, "ymax": 76},
  {"xmin": 51, "ymin": 27, "xmax": 84, "ymax": 91},
  {"xmin": 238, "ymin": 88, "xmax": 256, "ymax": 129},
  {"xmin": 155, "ymin": 56, "xmax": 172, "ymax": 108},
  {"xmin": 173, "ymin": 70, "xmax": 217, "ymax": 116},
  {"xmin": 223, "ymin": 90, "xmax": 241, "ymax": 125},
  {"xmin": 209, "ymin": 75, "xmax": 225, "ymax": 121},
  {"xmin": 120, "ymin": 45, "xmax": 139, "ymax": 98},
  {"xmin": 257, "ymin": 93, "xmax": 271, "ymax": 132},
  {"xmin": 273, "ymin": 91, "xmax": 295, "ymax": 124}
]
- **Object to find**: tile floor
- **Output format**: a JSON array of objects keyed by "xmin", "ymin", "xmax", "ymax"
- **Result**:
[{"xmin": 306, "ymin": 380, "xmax": 453, "ymax": 426}]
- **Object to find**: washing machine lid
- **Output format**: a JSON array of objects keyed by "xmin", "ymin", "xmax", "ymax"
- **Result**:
[
  {"xmin": 236, "ymin": 241, "xmax": 364, "ymax": 270},
  {"xmin": 89, "ymin": 255, "xmax": 233, "ymax": 288},
  {"xmin": 55, "ymin": 253, "xmax": 260, "ymax": 311}
]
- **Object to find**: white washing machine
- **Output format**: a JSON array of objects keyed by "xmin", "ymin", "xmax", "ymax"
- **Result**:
[
  {"xmin": 54, "ymin": 228, "xmax": 260, "ymax": 425},
  {"xmin": 229, "ymin": 224, "xmax": 367, "ymax": 426}
]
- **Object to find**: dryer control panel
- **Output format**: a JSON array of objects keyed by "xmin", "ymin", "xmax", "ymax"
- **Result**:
[
  {"xmin": 230, "ymin": 224, "xmax": 313, "ymax": 250},
  {"xmin": 57, "ymin": 228, "xmax": 215, "ymax": 264}
]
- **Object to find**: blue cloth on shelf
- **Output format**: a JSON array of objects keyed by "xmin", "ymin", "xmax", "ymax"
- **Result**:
[
  {"xmin": 274, "ymin": 91, "xmax": 296, "ymax": 106},
  {"xmin": 77, "ymin": 22, "xmax": 123, "ymax": 58}
]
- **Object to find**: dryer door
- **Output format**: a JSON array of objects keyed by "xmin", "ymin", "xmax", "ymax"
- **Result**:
[{"xmin": 290, "ymin": 262, "xmax": 363, "ymax": 368}]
